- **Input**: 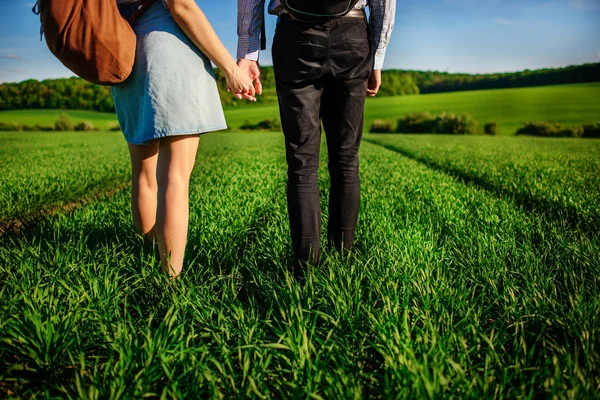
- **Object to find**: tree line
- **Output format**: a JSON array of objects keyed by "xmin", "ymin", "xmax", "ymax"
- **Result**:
[
  {"xmin": 0, "ymin": 77, "xmax": 115, "ymax": 112},
  {"xmin": 1, "ymin": 63, "xmax": 598, "ymax": 112},
  {"xmin": 406, "ymin": 63, "xmax": 600, "ymax": 94}
]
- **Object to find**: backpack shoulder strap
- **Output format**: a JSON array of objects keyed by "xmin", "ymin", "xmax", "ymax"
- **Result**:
[
  {"xmin": 32, "ymin": 1, "xmax": 44, "ymax": 40},
  {"xmin": 129, "ymin": 0, "xmax": 157, "ymax": 25}
]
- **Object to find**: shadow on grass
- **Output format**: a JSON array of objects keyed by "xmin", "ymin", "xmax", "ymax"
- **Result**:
[
  {"xmin": 0, "ymin": 179, "xmax": 130, "ymax": 238},
  {"xmin": 183, "ymin": 200, "xmax": 295, "ymax": 311}
]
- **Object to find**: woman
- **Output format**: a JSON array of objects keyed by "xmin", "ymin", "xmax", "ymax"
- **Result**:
[{"xmin": 113, "ymin": 0, "xmax": 255, "ymax": 277}]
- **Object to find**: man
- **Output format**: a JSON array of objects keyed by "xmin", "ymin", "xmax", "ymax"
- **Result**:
[{"xmin": 237, "ymin": 0, "xmax": 396, "ymax": 271}]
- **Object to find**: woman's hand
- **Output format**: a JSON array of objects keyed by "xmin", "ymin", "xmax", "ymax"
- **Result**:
[
  {"xmin": 225, "ymin": 65, "xmax": 256, "ymax": 102},
  {"xmin": 167, "ymin": 0, "xmax": 256, "ymax": 101},
  {"xmin": 237, "ymin": 59, "xmax": 263, "ymax": 96}
]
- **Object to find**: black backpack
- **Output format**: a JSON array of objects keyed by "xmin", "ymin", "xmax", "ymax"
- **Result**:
[{"xmin": 281, "ymin": 0, "xmax": 362, "ymax": 22}]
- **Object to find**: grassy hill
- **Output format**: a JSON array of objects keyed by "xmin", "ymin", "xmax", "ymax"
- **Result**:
[
  {"xmin": 363, "ymin": 82, "xmax": 600, "ymax": 135},
  {"xmin": 223, "ymin": 82, "xmax": 600, "ymax": 135},
  {"xmin": 1, "ymin": 82, "xmax": 598, "ymax": 135}
]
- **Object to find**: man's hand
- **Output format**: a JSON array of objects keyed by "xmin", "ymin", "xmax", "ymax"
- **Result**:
[
  {"xmin": 367, "ymin": 69, "xmax": 382, "ymax": 97},
  {"xmin": 224, "ymin": 64, "xmax": 256, "ymax": 102},
  {"xmin": 237, "ymin": 59, "xmax": 263, "ymax": 96}
]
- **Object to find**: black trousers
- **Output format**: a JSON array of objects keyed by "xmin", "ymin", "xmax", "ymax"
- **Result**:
[{"xmin": 272, "ymin": 15, "xmax": 373, "ymax": 265}]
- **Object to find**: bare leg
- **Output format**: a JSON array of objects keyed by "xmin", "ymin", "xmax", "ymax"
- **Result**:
[
  {"xmin": 128, "ymin": 142, "xmax": 159, "ymax": 244},
  {"xmin": 155, "ymin": 135, "xmax": 200, "ymax": 277}
]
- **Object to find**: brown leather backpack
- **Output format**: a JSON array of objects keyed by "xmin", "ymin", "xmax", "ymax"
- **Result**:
[{"xmin": 33, "ymin": 0, "xmax": 155, "ymax": 86}]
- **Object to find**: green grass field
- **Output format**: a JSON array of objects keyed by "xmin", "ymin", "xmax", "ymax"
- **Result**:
[
  {"xmin": 2, "ymin": 82, "xmax": 598, "ymax": 135},
  {"xmin": 363, "ymin": 82, "xmax": 600, "ymax": 135},
  {"xmin": 1, "ymin": 83, "xmax": 599, "ymax": 397},
  {"xmin": 221, "ymin": 82, "xmax": 600, "ymax": 135},
  {"xmin": 0, "ymin": 132, "xmax": 129, "ymax": 223},
  {"xmin": 0, "ymin": 109, "xmax": 119, "ymax": 130}
]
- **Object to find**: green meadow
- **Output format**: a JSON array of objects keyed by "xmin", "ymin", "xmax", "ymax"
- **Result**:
[
  {"xmin": 0, "ymin": 109, "xmax": 119, "ymax": 130},
  {"xmin": 2, "ymin": 82, "xmax": 598, "ymax": 135},
  {"xmin": 363, "ymin": 82, "xmax": 600, "ymax": 135},
  {"xmin": 223, "ymin": 82, "xmax": 600, "ymax": 135},
  {"xmin": 0, "ymin": 83, "xmax": 599, "ymax": 397}
]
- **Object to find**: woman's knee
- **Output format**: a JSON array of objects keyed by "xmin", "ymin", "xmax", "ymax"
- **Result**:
[
  {"xmin": 157, "ymin": 168, "xmax": 192, "ymax": 192},
  {"xmin": 156, "ymin": 136, "xmax": 199, "ymax": 186},
  {"xmin": 136, "ymin": 171, "xmax": 158, "ymax": 192},
  {"xmin": 129, "ymin": 142, "xmax": 159, "ymax": 185}
]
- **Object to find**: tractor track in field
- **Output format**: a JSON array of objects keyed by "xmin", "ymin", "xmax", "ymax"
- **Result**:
[
  {"xmin": 0, "ymin": 180, "xmax": 130, "ymax": 238},
  {"xmin": 363, "ymin": 139, "xmax": 599, "ymax": 237}
]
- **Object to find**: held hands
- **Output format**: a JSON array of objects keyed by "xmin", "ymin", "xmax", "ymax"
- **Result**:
[
  {"xmin": 228, "ymin": 62, "xmax": 379, "ymax": 100},
  {"xmin": 367, "ymin": 69, "xmax": 382, "ymax": 97},
  {"xmin": 237, "ymin": 59, "xmax": 263, "ymax": 97},
  {"xmin": 226, "ymin": 63, "xmax": 257, "ymax": 102}
]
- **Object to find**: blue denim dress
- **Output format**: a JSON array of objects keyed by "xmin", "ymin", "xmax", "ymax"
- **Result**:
[{"xmin": 112, "ymin": 1, "xmax": 227, "ymax": 145}]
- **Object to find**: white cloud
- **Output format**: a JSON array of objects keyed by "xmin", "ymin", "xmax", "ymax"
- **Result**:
[
  {"xmin": 0, "ymin": 68, "xmax": 26, "ymax": 74},
  {"xmin": 0, "ymin": 54, "xmax": 26, "ymax": 63},
  {"xmin": 496, "ymin": 18, "xmax": 518, "ymax": 26}
]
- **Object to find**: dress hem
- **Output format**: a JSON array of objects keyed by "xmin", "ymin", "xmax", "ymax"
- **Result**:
[{"xmin": 124, "ymin": 124, "xmax": 229, "ymax": 145}]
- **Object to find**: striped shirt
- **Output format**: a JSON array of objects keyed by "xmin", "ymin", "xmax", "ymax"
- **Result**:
[{"xmin": 237, "ymin": 0, "xmax": 396, "ymax": 70}]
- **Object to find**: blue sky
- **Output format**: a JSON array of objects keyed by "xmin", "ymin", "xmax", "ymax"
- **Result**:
[{"xmin": 0, "ymin": 0, "xmax": 599, "ymax": 83}]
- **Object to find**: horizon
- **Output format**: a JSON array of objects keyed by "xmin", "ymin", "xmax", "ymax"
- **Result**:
[
  {"xmin": 0, "ymin": 0, "xmax": 599, "ymax": 83},
  {"xmin": 2, "ymin": 62, "xmax": 599, "ymax": 85}
]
